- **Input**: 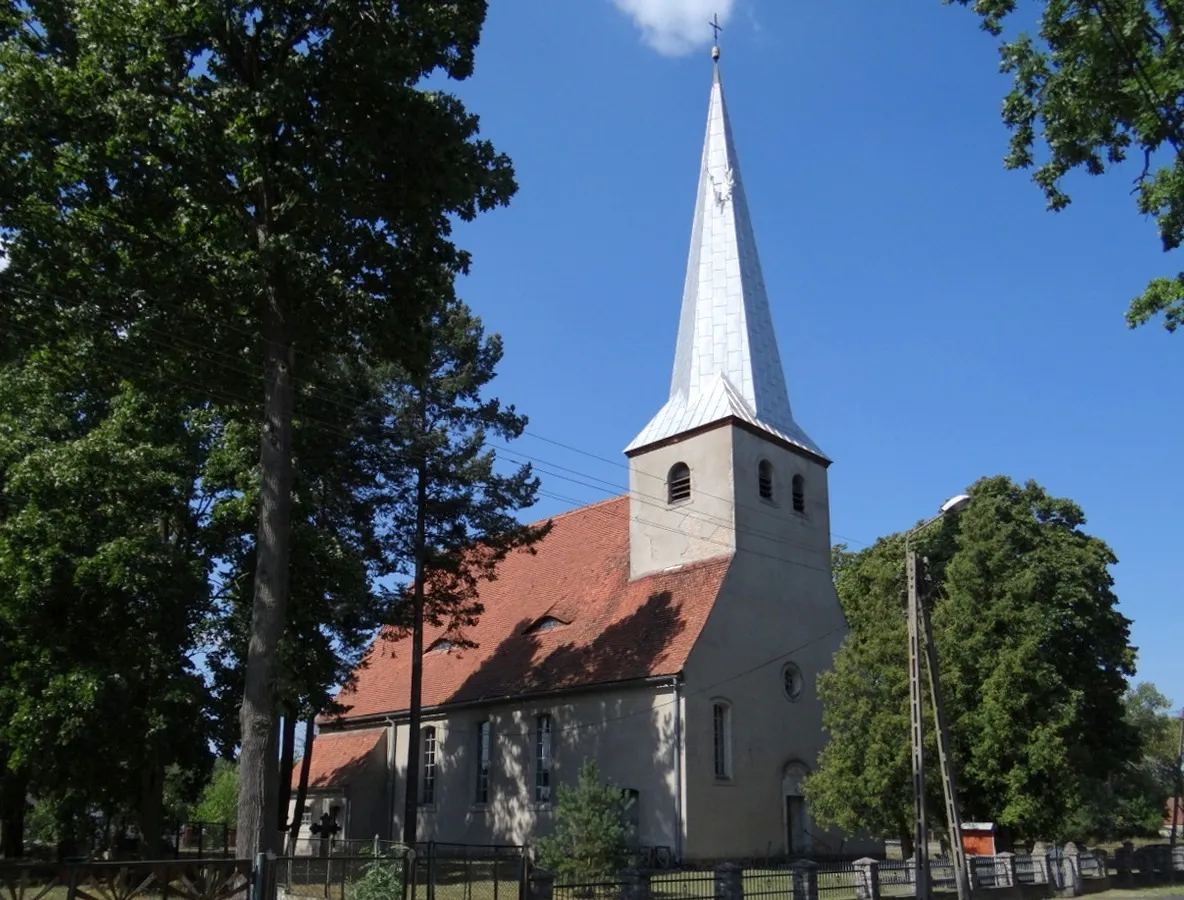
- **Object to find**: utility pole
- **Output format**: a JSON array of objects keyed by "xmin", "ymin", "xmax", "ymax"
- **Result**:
[
  {"xmin": 907, "ymin": 549, "xmax": 930, "ymax": 900},
  {"xmin": 919, "ymin": 561, "xmax": 972, "ymax": 900},
  {"xmin": 1171, "ymin": 709, "xmax": 1183, "ymax": 851},
  {"xmin": 903, "ymin": 494, "xmax": 971, "ymax": 900}
]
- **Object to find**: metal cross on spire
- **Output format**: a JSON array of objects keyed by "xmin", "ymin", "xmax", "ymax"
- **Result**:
[{"xmin": 709, "ymin": 13, "xmax": 722, "ymax": 60}]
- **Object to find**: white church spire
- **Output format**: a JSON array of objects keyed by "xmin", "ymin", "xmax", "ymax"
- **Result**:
[{"xmin": 625, "ymin": 49, "xmax": 826, "ymax": 462}]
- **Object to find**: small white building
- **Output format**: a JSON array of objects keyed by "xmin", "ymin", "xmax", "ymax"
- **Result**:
[{"xmin": 292, "ymin": 47, "xmax": 862, "ymax": 863}]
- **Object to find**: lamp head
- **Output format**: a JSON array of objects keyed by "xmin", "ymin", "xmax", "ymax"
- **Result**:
[{"xmin": 939, "ymin": 494, "xmax": 971, "ymax": 516}]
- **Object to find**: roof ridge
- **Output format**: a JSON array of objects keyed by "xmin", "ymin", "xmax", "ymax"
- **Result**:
[{"xmin": 523, "ymin": 492, "xmax": 626, "ymax": 528}]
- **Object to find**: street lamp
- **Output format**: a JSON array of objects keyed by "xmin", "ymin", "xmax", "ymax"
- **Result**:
[{"xmin": 905, "ymin": 493, "xmax": 971, "ymax": 900}]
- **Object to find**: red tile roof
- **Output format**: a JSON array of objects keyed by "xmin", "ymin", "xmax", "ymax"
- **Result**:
[
  {"xmin": 293, "ymin": 728, "xmax": 384, "ymax": 789},
  {"xmin": 327, "ymin": 496, "xmax": 731, "ymax": 722}
]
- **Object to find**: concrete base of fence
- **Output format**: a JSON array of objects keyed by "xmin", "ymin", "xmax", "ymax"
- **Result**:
[{"xmin": 931, "ymin": 883, "xmax": 1059, "ymax": 900}]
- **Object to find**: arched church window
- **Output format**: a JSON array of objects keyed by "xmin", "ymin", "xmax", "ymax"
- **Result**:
[
  {"xmin": 712, "ymin": 700, "xmax": 733, "ymax": 780},
  {"xmin": 421, "ymin": 727, "xmax": 437, "ymax": 805},
  {"xmin": 667, "ymin": 463, "xmax": 691, "ymax": 504},
  {"xmin": 758, "ymin": 459, "xmax": 774, "ymax": 501},
  {"xmin": 792, "ymin": 474, "xmax": 805, "ymax": 513}
]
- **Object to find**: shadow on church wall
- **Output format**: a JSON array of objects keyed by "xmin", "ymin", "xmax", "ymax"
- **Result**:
[{"xmin": 406, "ymin": 590, "xmax": 686, "ymax": 849}]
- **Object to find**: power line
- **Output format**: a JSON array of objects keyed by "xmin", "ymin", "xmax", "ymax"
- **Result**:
[
  {"xmin": 334, "ymin": 620, "xmax": 847, "ymax": 743},
  {"xmin": 520, "ymin": 428, "xmax": 871, "ymax": 549},
  {"xmin": 0, "ymin": 289, "xmax": 875, "ymax": 557}
]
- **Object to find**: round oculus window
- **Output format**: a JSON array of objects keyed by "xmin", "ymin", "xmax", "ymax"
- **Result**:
[{"xmin": 782, "ymin": 662, "xmax": 804, "ymax": 702}]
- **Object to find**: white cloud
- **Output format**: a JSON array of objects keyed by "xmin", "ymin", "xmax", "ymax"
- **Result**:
[{"xmin": 611, "ymin": 0, "xmax": 737, "ymax": 57}]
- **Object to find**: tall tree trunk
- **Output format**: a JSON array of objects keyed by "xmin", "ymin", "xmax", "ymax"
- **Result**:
[
  {"xmin": 401, "ymin": 458, "xmax": 428, "ymax": 846},
  {"xmin": 287, "ymin": 720, "xmax": 315, "ymax": 855},
  {"xmin": 138, "ymin": 762, "xmax": 165, "ymax": 859},
  {"xmin": 277, "ymin": 713, "xmax": 296, "ymax": 831},
  {"xmin": 899, "ymin": 828, "xmax": 914, "ymax": 862},
  {"xmin": 0, "ymin": 768, "xmax": 26, "ymax": 858},
  {"xmin": 237, "ymin": 282, "xmax": 296, "ymax": 861}
]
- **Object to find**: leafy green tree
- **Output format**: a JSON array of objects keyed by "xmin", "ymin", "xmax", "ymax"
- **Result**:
[
  {"xmin": 949, "ymin": 0, "xmax": 1184, "ymax": 332},
  {"xmin": 806, "ymin": 533, "xmax": 918, "ymax": 854},
  {"xmin": 0, "ymin": 362, "xmax": 214, "ymax": 857},
  {"xmin": 536, "ymin": 760, "xmax": 632, "ymax": 882},
  {"xmin": 379, "ymin": 296, "xmax": 548, "ymax": 844},
  {"xmin": 1069, "ymin": 681, "xmax": 1181, "ymax": 839},
  {"xmin": 0, "ymin": 0, "xmax": 515, "ymax": 858},
  {"xmin": 806, "ymin": 476, "xmax": 1140, "ymax": 846},
  {"xmin": 163, "ymin": 764, "xmax": 206, "ymax": 827},
  {"xmin": 1124, "ymin": 682, "xmax": 1180, "ymax": 762},
  {"xmin": 24, "ymin": 798, "xmax": 57, "ymax": 849},
  {"xmin": 194, "ymin": 760, "xmax": 239, "ymax": 828}
]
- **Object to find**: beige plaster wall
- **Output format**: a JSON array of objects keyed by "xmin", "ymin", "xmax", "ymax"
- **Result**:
[
  {"xmin": 676, "ymin": 427, "xmax": 856, "ymax": 860},
  {"xmin": 628, "ymin": 425, "xmax": 736, "ymax": 579},
  {"xmin": 382, "ymin": 681, "xmax": 681, "ymax": 850}
]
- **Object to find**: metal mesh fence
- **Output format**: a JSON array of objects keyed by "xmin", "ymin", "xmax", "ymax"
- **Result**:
[
  {"xmin": 276, "ymin": 854, "xmax": 384, "ymax": 900},
  {"xmin": 738, "ymin": 867, "xmax": 795, "ymax": 900},
  {"xmin": 875, "ymin": 860, "xmax": 912, "ymax": 891},
  {"xmin": 553, "ymin": 880, "xmax": 624, "ymax": 900},
  {"xmin": 969, "ymin": 857, "xmax": 999, "ymax": 889},
  {"xmin": 650, "ymin": 870, "xmax": 716, "ymax": 900},
  {"xmin": 816, "ymin": 862, "xmax": 864, "ymax": 900}
]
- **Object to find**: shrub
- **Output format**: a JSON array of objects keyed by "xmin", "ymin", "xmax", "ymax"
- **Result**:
[
  {"xmin": 346, "ymin": 851, "xmax": 405, "ymax": 900},
  {"xmin": 535, "ymin": 759, "xmax": 632, "ymax": 882}
]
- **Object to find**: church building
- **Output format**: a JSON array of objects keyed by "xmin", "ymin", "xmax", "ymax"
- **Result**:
[{"xmin": 294, "ymin": 48, "xmax": 850, "ymax": 863}]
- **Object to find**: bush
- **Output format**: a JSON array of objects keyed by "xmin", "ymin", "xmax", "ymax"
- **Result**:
[
  {"xmin": 535, "ymin": 759, "xmax": 632, "ymax": 882},
  {"xmin": 347, "ymin": 852, "xmax": 405, "ymax": 900}
]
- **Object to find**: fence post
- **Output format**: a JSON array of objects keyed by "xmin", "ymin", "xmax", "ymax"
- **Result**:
[
  {"xmin": 1062, "ymin": 843, "xmax": 1082, "ymax": 897},
  {"xmin": 621, "ymin": 868, "xmax": 651, "ymax": 900},
  {"xmin": 791, "ymin": 861, "xmax": 817, "ymax": 900},
  {"xmin": 996, "ymin": 853, "xmax": 1015, "ymax": 888},
  {"xmin": 427, "ymin": 842, "xmax": 436, "ymax": 900},
  {"xmin": 1031, "ymin": 843, "xmax": 1048, "ymax": 885},
  {"xmin": 1117, "ymin": 843, "xmax": 1133, "ymax": 885},
  {"xmin": 966, "ymin": 857, "xmax": 980, "ymax": 891},
  {"xmin": 854, "ymin": 858, "xmax": 879, "ymax": 900},
  {"xmin": 527, "ymin": 869, "xmax": 554, "ymax": 900},
  {"xmin": 251, "ymin": 852, "xmax": 267, "ymax": 900},
  {"xmin": 64, "ymin": 861, "xmax": 79, "ymax": 900},
  {"xmin": 1094, "ymin": 849, "xmax": 1109, "ymax": 880},
  {"xmin": 714, "ymin": 861, "xmax": 744, "ymax": 900}
]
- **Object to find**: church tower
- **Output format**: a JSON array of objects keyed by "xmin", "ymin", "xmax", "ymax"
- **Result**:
[{"xmin": 626, "ymin": 48, "xmax": 833, "ymax": 581}]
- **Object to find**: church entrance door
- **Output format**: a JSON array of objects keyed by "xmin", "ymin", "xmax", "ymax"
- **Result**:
[{"xmin": 782, "ymin": 762, "xmax": 811, "ymax": 858}]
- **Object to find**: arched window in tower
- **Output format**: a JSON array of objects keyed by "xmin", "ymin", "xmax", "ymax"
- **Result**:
[
  {"xmin": 792, "ymin": 474, "xmax": 805, "ymax": 513},
  {"xmin": 667, "ymin": 462, "xmax": 692, "ymax": 504},
  {"xmin": 758, "ymin": 459, "xmax": 774, "ymax": 501}
]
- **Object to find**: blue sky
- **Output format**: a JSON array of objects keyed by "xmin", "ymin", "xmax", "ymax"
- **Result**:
[{"xmin": 440, "ymin": 1, "xmax": 1183, "ymax": 708}]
